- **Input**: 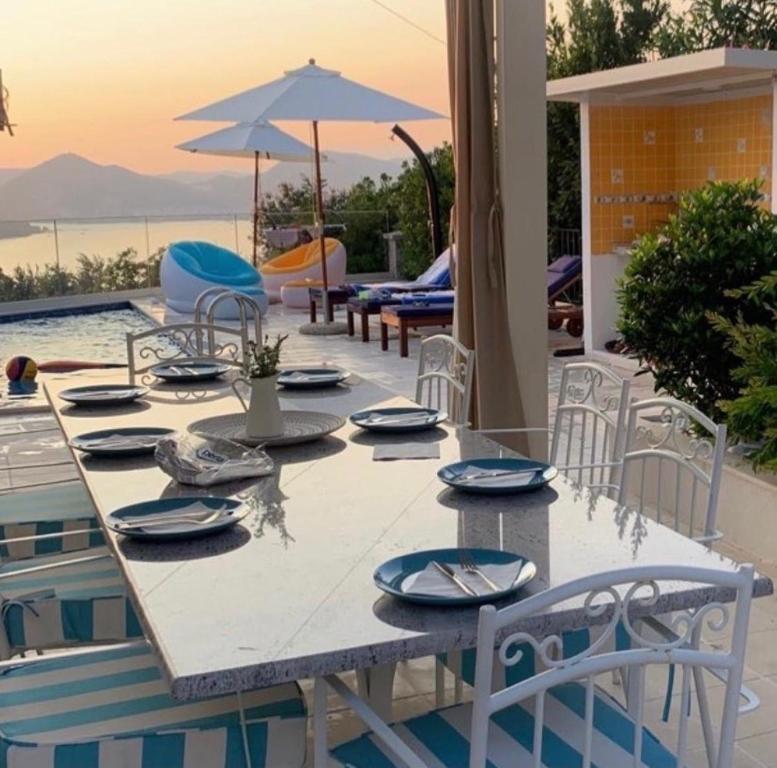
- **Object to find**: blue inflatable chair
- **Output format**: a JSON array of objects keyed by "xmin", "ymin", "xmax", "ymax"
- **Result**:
[{"xmin": 160, "ymin": 241, "xmax": 269, "ymax": 319}]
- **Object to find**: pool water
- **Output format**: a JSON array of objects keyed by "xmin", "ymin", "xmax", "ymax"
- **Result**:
[{"xmin": 0, "ymin": 307, "xmax": 160, "ymax": 367}]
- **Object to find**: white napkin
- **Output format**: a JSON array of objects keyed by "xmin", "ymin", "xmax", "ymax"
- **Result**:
[
  {"xmin": 401, "ymin": 561, "xmax": 524, "ymax": 598},
  {"xmin": 373, "ymin": 443, "xmax": 441, "ymax": 461},
  {"xmin": 76, "ymin": 389, "xmax": 134, "ymax": 399},
  {"xmin": 82, "ymin": 434, "xmax": 156, "ymax": 448},
  {"xmin": 366, "ymin": 412, "xmax": 436, "ymax": 426},
  {"xmin": 453, "ymin": 469, "xmax": 540, "ymax": 489}
]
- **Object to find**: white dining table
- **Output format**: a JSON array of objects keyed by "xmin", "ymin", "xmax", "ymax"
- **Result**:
[{"xmin": 46, "ymin": 369, "xmax": 773, "ymax": 719}]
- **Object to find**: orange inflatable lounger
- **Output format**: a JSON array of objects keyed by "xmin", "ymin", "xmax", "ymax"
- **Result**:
[{"xmin": 261, "ymin": 238, "xmax": 346, "ymax": 301}]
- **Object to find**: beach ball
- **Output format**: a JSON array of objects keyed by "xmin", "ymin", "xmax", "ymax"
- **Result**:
[{"xmin": 5, "ymin": 356, "xmax": 38, "ymax": 382}]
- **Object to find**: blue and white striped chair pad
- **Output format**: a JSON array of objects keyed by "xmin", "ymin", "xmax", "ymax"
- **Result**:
[
  {"xmin": 0, "ymin": 643, "xmax": 307, "ymax": 768},
  {"xmin": 1, "ymin": 548, "xmax": 142, "ymax": 653},
  {"xmin": 0, "ymin": 483, "xmax": 103, "ymax": 560},
  {"xmin": 331, "ymin": 682, "xmax": 677, "ymax": 768}
]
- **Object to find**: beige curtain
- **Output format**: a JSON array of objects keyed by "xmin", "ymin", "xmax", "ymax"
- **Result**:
[{"xmin": 446, "ymin": 0, "xmax": 530, "ymax": 454}]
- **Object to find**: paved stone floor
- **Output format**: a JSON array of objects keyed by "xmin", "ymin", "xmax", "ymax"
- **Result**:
[{"xmin": 2, "ymin": 298, "xmax": 776, "ymax": 766}]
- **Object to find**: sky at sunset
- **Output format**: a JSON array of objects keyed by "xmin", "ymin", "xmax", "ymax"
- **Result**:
[
  {"xmin": 2, "ymin": 0, "xmax": 689, "ymax": 175},
  {"xmin": 1, "ymin": 0, "xmax": 451, "ymax": 174}
]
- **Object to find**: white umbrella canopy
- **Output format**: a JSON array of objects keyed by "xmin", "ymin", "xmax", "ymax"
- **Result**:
[
  {"xmin": 176, "ymin": 120, "xmax": 314, "ymax": 160},
  {"xmin": 177, "ymin": 60, "xmax": 445, "ymax": 331},
  {"xmin": 175, "ymin": 60, "xmax": 444, "ymax": 124},
  {"xmin": 176, "ymin": 121, "xmax": 315, "ymax": 265}
]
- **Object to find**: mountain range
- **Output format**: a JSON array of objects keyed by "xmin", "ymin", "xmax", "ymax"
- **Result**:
[{"xmin": 0, "ymin": 152, "xmax": 407, "ymax": 221}]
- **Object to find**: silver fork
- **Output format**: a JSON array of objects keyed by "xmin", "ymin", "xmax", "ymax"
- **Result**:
[
  {"xmin": 115, "ymin": 510, "xmax": 222, "ymax": 530},
  {"xmin": 459, "ymin": 550, "xmax": 500, "ymax": 592}
]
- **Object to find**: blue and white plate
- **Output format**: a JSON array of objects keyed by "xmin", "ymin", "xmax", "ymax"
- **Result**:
[
  {"xmin": 106, "ymin": 497, "xmax": 246, "ymax": 541},
  {"xmin": 70, "ymin": 427, "xmax": 176, "ymax": 458},
  {"xmin": 59, "ymin": 384, "xmax": 147, "ymax": 407},
  {"xmin": 438, "ymin": 458, "xmax": 558, "ymax": 495},
  {"xmin": 350, "ymin": 406, "xmax": 446, "ymax": 433},
  {"xmin": 151, "ymin": 362, "xmax": 231, "ymax": 383},
  {"xmin": 278, "ymin": 368, "xmax": 349, "ymax": 389},
  {"xmin": 374, "ymin": 548, "xmax": 536, "ymax": 606}
]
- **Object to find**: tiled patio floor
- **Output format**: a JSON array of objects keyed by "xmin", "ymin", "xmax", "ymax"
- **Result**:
[{"xmin": 2, "ymin": 298, "xmax": 776, "ymax": 765}]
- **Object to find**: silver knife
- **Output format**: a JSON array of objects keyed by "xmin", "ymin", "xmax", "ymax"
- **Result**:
[
  {"xmin": 431, "ymin": 561, "xmax": 478, "ymax": 596},
  {"xmin": 459, "ymin": 469, "xmax": 536, "ymax": 482},
  {"xmin": 511, "ymin": 560, "xmax": 537, "ymax": 589}
]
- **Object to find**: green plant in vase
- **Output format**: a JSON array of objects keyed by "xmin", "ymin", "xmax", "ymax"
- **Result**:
[{"xmin": 243, "ymin": 334, "xmax": 288, "ymax": 379}]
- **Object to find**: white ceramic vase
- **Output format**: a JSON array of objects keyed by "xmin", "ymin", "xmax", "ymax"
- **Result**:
[{"xmin": 232, "ymin": 374, "xmax": 284, "ymax": 438}]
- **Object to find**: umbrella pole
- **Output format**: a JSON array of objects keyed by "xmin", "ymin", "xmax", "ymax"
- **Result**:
[
  {"xmin": 312, "ymin": 121, "xmax": 330, "ymax": 295},
  {"xmin": 252, "ymin": 151, "xmax": 259, "ymax": 267},
  {"xmin": 299, "ymin": 120, "xmax": 347, "ymax": 335}
]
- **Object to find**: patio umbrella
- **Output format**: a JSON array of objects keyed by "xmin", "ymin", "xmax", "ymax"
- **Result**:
[
  {"xmin": 176, "ymin": 59, "xmax": 444, "ymax": 333},
  {"xmin": 176, "ymin": 121, "xmax": 314, "ymax": 266}
]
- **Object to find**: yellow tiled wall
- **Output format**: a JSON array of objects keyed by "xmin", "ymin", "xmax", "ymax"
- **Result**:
[{"xmin": 589, "ymin": 95, "xmax": 773, "ymax": 255}]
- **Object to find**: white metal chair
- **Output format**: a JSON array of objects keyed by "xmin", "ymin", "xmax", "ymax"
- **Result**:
[
  {"xmin": 614, "ymin": 397, "xmax": 727, "ymax": 546},
  {"xmin": 436, "ymin": 362, "xmax": 630, "ymax": 703},
  {"xmin": 322, "ymin": 564, "xmax": 755, "ymax": 768},
  {"xmin": 126, "ymin": 321, "xmax": 250, "ymax": 385},
  {"xmin": 0, "ymin": 547, "xmax": 142, "ymax": 659},
  {"xmin": 127, "ymin": 288, "xmax": 263, "ymax": 385},
  {"xmin": 478, "ymin": 361, "xmax": 630, "ymax": 487},
  {"xmin": 415, "ymin": 334, "xmax": 475, "ymax": 426},
  {"xmin": 0, "ymin": 482, "xmax": 103, "ymax": 561},
  {"xmin": 0, "ymin": 641, "xmax": 307, "ymax": 767}
]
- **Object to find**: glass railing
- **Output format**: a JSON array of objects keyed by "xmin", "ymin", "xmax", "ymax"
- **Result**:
[{"xmin": 0, "ymin": 209, "xmax": 394, "ymax": 300}]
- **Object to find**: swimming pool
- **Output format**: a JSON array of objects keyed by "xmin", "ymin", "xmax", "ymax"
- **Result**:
[{"xmin": 0, "ymin": 305, "xmax": 160, "ymax": 367}]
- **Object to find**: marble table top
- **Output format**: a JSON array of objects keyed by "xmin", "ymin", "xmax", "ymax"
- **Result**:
[{"xmin": 46, "ymin": 370, "xmax": 773, "ymax": 701}]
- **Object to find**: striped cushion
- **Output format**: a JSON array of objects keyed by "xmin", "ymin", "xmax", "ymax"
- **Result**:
[
  {"xmin": 0, "ymin": 643, "xmax": 307, "ymax": 768},
  {"xmin": 1, "ymin": 548, "xmax": 142, "ymax": 652},
  {"xmin": 331, "ymin": 683, "xmax": 677, "ymax": 768},
  {"xmin": 0, "ymin": 484, "xmax": 103, "ymax": 559}
]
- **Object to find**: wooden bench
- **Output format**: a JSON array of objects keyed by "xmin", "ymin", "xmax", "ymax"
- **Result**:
[
  {"xmin": 346, "ymin": 296, "xmax": 396, "ymax": 342},
  {"xmin": 307, "ymin": 286, "xmax": 351, "ymax": 323},
  {"xmin": 380, "ymin": 303, "xmax": 454, "ymax": 357}
]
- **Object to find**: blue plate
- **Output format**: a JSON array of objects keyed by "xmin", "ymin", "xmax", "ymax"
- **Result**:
[
  {"xmin": 278, "ymin": 368, "xmax": 349, "ymax": 389},
  {"xmin": 350, "ymin": 406, "xmax": 447, "ymax": 433},
  {"xmin": 59, "ymin": 384, "xmax": 147, "ymax": 407},
  {"xmin": 438, "ymin": 458, "xmax": 558, "ymax": 495},
  {"xmin": 151, "ymin": 362, "xmax": 231, "ymax": 383},
  {"xmin": 70, "ymin": 427, "xmax": 176, "ymax": 458},
  {"xmin": 374, "ymin": 548, "xmax": 536, "ymax": 606},
  {"xmin": 106, "ymin": 497, "xmax": 246, "ymax": 541}
]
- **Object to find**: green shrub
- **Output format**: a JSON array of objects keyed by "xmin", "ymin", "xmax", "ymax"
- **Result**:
[
  {"xmin": 713, "ymin": 272, "xmax": 777, "ymax": 472},
  {"xmin": 0, "ymin": 247, "xmax": 163, "ymax": 302},
  {"xmin": 617, "ymin": 180, "xmax": 777, "ymax": 420}
]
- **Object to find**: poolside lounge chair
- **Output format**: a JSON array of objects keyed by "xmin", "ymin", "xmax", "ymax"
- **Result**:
[
  {"xmin": 547, "ymin": 254, "xmax": 583, "ymax": 337},
  {"xmin": 347, "ymin": 290, "xmax": 455, "ymax": 342},
  {"xmin": 347, "ymin": 246, "xmax": 453, "ymax": 294},
  {"xmin": 160, "ymin": 241, "xmax": 269, "ymax": 319}
]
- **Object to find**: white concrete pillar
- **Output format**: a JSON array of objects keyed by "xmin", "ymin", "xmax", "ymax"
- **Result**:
[
  {"xmin": 496, "ymin": 0, "xmax": 548, "ymax": 458},
  {"xmin": 580, "ymin": 98, "xmax": 594, "ymax": 352}
]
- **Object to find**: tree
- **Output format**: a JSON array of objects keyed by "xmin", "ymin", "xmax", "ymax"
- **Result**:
[
  {"xmin": 655, "ymin": 0, "xmax": 777, "ymax": 56},
  {"xmin": 713, "ymin": 272, "xmax": 777, "ymax": 472},
  {"xmin": 546, "ymin": 0, "xmax": 667, "ymax": 236},
  {"xmin": 389, "ymin": 143, "xmax": 454, "ymax": 278}
]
